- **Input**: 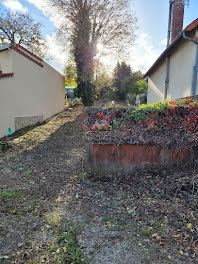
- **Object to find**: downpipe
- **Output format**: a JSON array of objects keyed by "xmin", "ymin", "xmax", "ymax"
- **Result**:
[
  {"xmin": 193, "ymin": 45, "xmax": 198, "ymax": 96},
  {"xmin": 164, "ymin": 0, "xmax": 174, "ymax": 99},
  {"xmin": 164, "ymin": 57, "xmax": 170, "ymax": 100}
]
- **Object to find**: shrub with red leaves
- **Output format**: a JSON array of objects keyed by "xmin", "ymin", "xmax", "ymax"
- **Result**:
[{"xmin": 142, "ymin": 100, "xmax": 198, "ymax": 133}]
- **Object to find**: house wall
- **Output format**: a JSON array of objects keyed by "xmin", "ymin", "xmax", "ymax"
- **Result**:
[
  {"xmin": 147, "ymin": 39, "xmax": 197, "ymax": 104},
  {"xmin": 0, "ymin": 48, "xmax": 65, "ymax": 138},
  {"xmin": 0, "ymin": 49, "xmax": 13, "ymax": 73},
  {"xmin": 147, "ymin": 61, "xmax": 166, "ymax": 104},
  {"xmin": 168, "ymin": 40, "xmax": 196, "ymax": 99}
]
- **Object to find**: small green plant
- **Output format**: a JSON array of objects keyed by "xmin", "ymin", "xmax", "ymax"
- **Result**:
[
  {"xmin": 0, "ymin": 190, "xmax": 23, "ymax": 200},
  {"xmin": 140, "ymin": 229, "xmax": 150, "ymax": 236},
  {"xmin": 101, "ymin": 216, "xmax": 117, "ymax": 230},
  {"xmin": 5, "ymin": 153, "xmax": 17, "ymax": 162},
  {"xmin": 78, "ymin": 173, "xmax": 86, "ymax": 178},
  {"xmin": 103, "ymin": 216, "xmax": 110, "ymax": 223},
  {"xmin": 70, "ymin": 175, "xmax": 78, "ymax": 183},
  {"xmin": 129, "ymin": 99, "xmax": 170, "ymax": 122},
  {"xmin": 21, "ymin": 202, "xmax": 38, "ymax": 213},
  {"xmin": 112, "ymin": 118, "xmax": 120, "ymax": 129},
  {"xmin": 22, "ymin": 169, "xmax": 33, "ymax": 177},
  {"xmin": 47, "ymin": 220, "xmax": 89, "ymax": 263},
  {"xmin": 25, "ymin": 240, "xmax": 34, "ymax": 247},
  {"xmin": 48, "ymin": 244, "xmax": 59, "ymax": 252},
  {"xmin": 152, "ymin": 223, "xmax": 166, "ymax": 235},
  {"xmin": 69, "ymin": 173, "xmax": 86, "ymax": 183}
]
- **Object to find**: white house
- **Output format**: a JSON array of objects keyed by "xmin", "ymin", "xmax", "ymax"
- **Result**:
[
  {"xmin": 144, "ymin": 2, "xmax": 198, "ymax": 104},
  {"xmin": 0, "ymin": 43, "xmax": 65, "ymax": 138}
]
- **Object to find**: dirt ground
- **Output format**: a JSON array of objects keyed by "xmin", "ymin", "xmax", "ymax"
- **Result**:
[{"xmin": 0, "ymin": 105, "xmax": 198, "ymax": 264}]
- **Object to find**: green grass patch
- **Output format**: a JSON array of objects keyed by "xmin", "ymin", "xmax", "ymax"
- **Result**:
[
  {"xmin": 140, "ymin": 228, "xmax": 150, "ymax": 236},
  {"xmin": 0, "ymin": 190, "xmax": 23, "ymax": 200},
  {"xmin": 5, "ymin": 153, "xmax": 17, "ymax": 162}
]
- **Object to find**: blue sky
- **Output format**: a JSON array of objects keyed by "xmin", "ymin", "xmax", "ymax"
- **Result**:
[
  {"xmin": 135, "ymin": 0, "xmax": 198, "ymax": 47},
  {"xmin": 0, "ymin": 0, "xmax": 197, "ymax": 73},
  {"xmin": 132, "ymin": 0, "xmax": 198, "ymax": 72}
]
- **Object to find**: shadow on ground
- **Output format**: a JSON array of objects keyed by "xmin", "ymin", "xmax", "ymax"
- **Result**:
[{"xmin": 0, "ymin": 105, "xmax": 197, "ymax": 264}]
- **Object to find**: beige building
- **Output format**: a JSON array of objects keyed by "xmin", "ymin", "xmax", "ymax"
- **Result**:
[
  {"xmin": 0, "ymin": 43, "xmax": 65, "ymax": 138},
  {"xmin": 144, "ymin": 18, "xmax": 198, "ymax": 105}
]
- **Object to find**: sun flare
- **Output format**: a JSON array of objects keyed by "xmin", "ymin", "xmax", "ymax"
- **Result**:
[{"xmin": 97, "ymin": 42, "xmax": 104, "ymax": 52}]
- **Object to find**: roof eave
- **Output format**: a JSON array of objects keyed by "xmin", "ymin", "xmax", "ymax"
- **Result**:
[
  {"xmin": 143, "ymin": 18, "xmax": 198, "ymax": 78},
  {"xmin": 143, "ymin": 31, "xmax": 184, "ymax": 78},
  {"xmin": 0, "ymin": 43, "xmax": 11, "ymax": 51}
]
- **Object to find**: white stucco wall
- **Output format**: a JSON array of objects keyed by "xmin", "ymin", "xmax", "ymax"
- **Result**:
[
  {"xmin": 0, "ymin": 48, "xmax": 65, "ymax": 138},
  {"xmin": 0, "ymin": 49, "xmax": 13, "ymax": 73},
  {"xmin": 168, "ymin": 40, "xmax": 196, "ymax": 99},
  {"xmin": 147, "ymin": 38, "xmax": 197, "ymax": 104},
  {"xmin": 147, "ymin": 61, "xmax": 166, "ymax": 104}
]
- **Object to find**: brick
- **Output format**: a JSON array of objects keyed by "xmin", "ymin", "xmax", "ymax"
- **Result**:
[
  {"xmin": 15, "ymin": 44, "xmax": 43, "ymax": 62},
  {"xmin": 171, "ymin": 2, "xmax": 184, "ymax": 42},
  {"xmin": 0, "ymin": 73, "xmax": 14, "ymax": 79}
]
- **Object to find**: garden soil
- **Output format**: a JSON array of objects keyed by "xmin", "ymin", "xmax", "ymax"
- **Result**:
[{"xmin": 0, "ymin": 106, "xmax": 197, "ymax": 263}]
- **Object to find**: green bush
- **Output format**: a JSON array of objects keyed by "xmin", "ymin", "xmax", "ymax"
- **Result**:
[
  {"xmin": 128, "ymin": 93, "xmax": 136, "ymax": 105},
  {"xmin": 128, "ymin": 99, "xmax": 170, "ymax": 122}
]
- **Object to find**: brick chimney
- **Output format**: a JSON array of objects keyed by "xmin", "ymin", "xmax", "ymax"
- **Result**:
[{"xmin": 171, "ymin": 2, "xmax": 184, "ymax": 42}]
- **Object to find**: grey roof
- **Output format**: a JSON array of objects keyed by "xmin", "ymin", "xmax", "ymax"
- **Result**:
[{"xmin": 143, "ymin": 18, "xmax": 198, "ymax": 78}]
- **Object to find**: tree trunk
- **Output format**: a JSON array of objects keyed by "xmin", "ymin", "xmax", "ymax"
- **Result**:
[{"xmin": 72, "ymin": 3, "xmax": 95, "ymax": 106}]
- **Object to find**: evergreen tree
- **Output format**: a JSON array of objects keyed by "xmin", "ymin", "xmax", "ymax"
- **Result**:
[{"xmin": 113, "ymin": 62, "xmax": 132, "ymax": 100}]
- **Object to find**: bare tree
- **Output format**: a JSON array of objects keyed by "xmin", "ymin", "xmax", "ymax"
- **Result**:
[
  {"xmin": 0, "ymin": 9, "xmax": 46, "ymax": 57},
  {"xmin": 50, "ymin": 0, "xmax": 137, "ymax": 105}
]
